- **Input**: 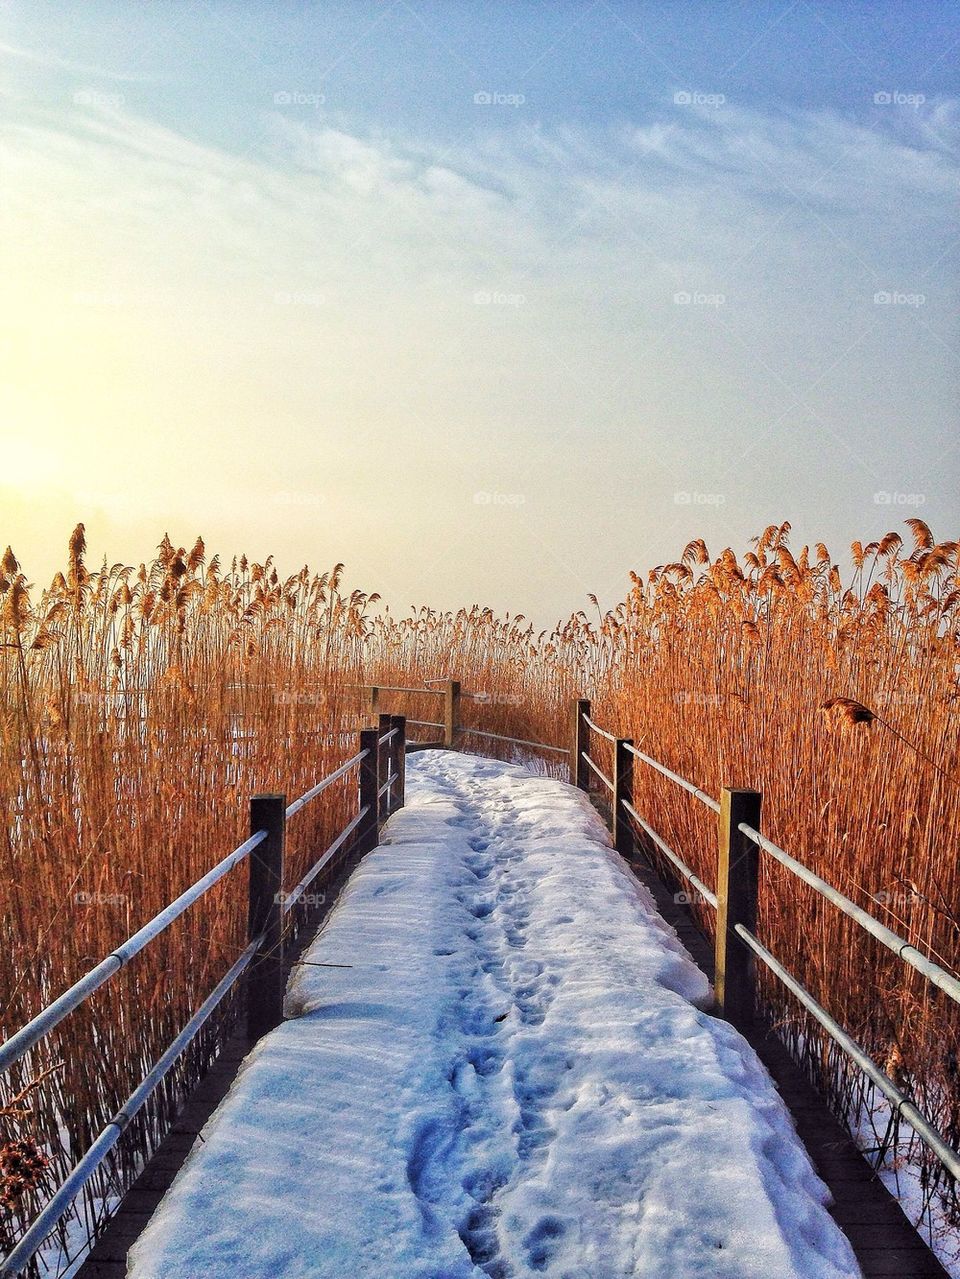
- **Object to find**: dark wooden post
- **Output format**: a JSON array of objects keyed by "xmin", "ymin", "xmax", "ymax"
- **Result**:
[
  {"xmin": 378, "ymin": 713, "xmax": 393, "ymax": 822},
  {"xmin": 715, "ymin": 788, "xmax": 762, "ymax": 1027},
  {"xmin": 391, "ymin": 714, "xmax": 406, "ymax": 810},
  {"xmin": 570, "ymin": 698, "xmax": 591, "ymax": 790},
  {"xmin": 444, "ymin": 679, "xmax": 461, "ymax": 749},
  {"xmin": 357, "ymin": 728, "xmax": 379, "ymax": 853},
  {"xmin": 369, "ymin": 685, "xmax": 380, "ymax": 723},
  {"xmin": 247, "ymin": 794, "xmax": 285, "ymax": 1042},
  {"xmin": 612, "ymin": 737, "xmax": 634, "ymax": 856}
]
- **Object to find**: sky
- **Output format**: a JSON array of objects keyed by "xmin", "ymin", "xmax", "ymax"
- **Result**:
[{"xmin": 0, "ymin": 1, "xmax": 957, "ymax": 624}]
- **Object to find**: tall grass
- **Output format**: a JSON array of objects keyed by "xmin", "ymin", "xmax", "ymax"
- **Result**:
[{"xmin": 3, "ymin": 517, "xmax": 959, "ymax": 1266}]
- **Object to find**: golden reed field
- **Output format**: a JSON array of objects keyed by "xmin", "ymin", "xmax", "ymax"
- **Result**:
[{"xmin": 2, "ymin": 518, "xmax": 959, "ymax": 1260}]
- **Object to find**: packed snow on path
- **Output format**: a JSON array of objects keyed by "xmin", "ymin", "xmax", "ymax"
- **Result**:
[{"xmin": 128, "ymin": 751, "xmax": 860, "ymax": 1279}]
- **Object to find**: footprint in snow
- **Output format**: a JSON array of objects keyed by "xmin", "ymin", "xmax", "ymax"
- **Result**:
[{"xmin": 523, "ymin": 1216, "xmax": 568, "ymax": 1272}]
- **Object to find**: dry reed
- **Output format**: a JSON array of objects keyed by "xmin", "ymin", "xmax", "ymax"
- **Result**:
[{"xmin": 3, "ymin": 516, "xmax": 959, "ymax": 1267}]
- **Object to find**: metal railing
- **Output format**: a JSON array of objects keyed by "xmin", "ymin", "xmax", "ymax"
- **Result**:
[
  {"xmin": 570, "ymin": 696, "xmax": 960, "ymax": 1195},
  {"xmin": 460, "ymin": 726, "xmax": 568, "ymax": 756},
  {"xmin": 0, "ymin": 718, "xmax": 409, "ymax": 1279}
]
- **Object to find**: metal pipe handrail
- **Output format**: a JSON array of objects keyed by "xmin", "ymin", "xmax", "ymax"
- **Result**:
[
  {"xmin": 581, "ymin": 750, "xmax": 614, "ymax": 793},
  {"xmin": 738, "ymin": 821, "xmax": 960, "ymax": 1009},
  {"xmin": 0, "ymin": 829, "xmax": 268, "ymax": 1075},
  {"xmin": 0, "ymin": 935, "xmax": 262, "ymax": 1279},
  {"xmin": 285, "ymin": 750, "xmax": 366, "ymax": 819},
  {"xmin": 406, "ymin": 719, "xmax": 444, "ymax": 729},
  {"xmin": 377, "ymin": 727, "xmax": 399, "ymax": 746},
  {"xmin": 459, "ymin": 727, "xmax": 567, "ymax": 755},
  {"xmin": 624, "ymin": 743, "xmax": 721, "ymax": 814},
  {"xmin": 282, "ymin": 806, "xmax": 370, "ymax": 915},
  {"xmin": 734, "ymin": 922, "xmax": 960, "ymax": 1182},
  {"xmin": 582, "ymin": 714, "xmax": 616, "ymax": 743},
  {"xmin": 354, "ymin": 683, "xmax": 444, "ymax": 697},
  {"xmin": 580, "ymin": 713, "xmax": 719, "ymax": 813},
  {"xmin": 622, "ymin": 800, "xmax": 718, "ymax": 910}
]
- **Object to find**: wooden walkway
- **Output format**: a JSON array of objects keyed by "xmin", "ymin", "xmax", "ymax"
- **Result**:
[{"xmin": 76, "ymin": 823, "xmax": 949, "ymax": 1279}]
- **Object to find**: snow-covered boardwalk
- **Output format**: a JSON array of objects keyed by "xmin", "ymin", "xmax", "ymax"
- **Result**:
[{"xmin": 128, "ymin": 752, "xmax": 860, "ymax": 1279}]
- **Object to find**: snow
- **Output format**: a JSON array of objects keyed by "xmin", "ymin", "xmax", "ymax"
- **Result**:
[
  {"xmin": 127, "ymin": 751, "xmax": 861, "ymax": 1279},
  {"xmin": 851, "ymin": 1091, "xmax": 960, "ymax": 1277}
]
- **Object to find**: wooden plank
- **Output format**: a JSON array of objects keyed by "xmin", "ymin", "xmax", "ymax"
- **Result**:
[
  {"xmin": 247, "ymin": 794, "xmax": 285, "ymax": 1041},
  {"xmin": 357, "ymin": 728, "xmax": 379, "ymax": 852},
  {"xmin": 715, "ymin": 787, "xmax": 761, "ymax": 1027},
  {"xmin": 444, "ymin": 679, "xmax": 461, "ymax": 748},
  {"xmin": 611, "ymin": 737, "xmax": 634, "ymax": 856},
  {"xmin": 570, "ymin": 698, "xmax": 590, "ymax": 790}
]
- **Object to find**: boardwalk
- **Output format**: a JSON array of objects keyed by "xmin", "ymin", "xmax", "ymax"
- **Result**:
[{"xmin": 118, "ymin": 752, "xmax": 866, "ymax": 1279}]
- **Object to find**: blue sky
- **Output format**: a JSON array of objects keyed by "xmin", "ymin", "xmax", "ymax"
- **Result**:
[{"xmin": 1, "ymin": 2, "xmax": 957, "ymax": 621}]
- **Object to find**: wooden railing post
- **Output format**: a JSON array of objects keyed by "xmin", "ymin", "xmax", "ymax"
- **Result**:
[
  {"xmin": 391, "ymin": 714, "xmax": 406, "ymax": 810},
  {"xmin": 378, "ymin": 713, "xmax": 392, "ymax": 822},
  {"xmin": 570, "ymin": 698, "xmax": 590, "ymax": 790},
  {"xmin": 247, "ymin": 794, "xmax": 285, "ymax": 1042},
  {"xmin": 444, "ymin": 679, "xmax": 461, "ymax": 749},
  {"xmin": 612, "ymin": 737, "xmax": 634, "ymax": 856},
  {"xmin": 357, "ymin": 728, "xmax": 379, "ymax": 853},
  {"xmin": 715, "ymin": 788, "xmax": 762, "ymax": 1027},
  {"xmin": 369, "ymin": 685, "xmax": 380, "ymax": 723}
]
